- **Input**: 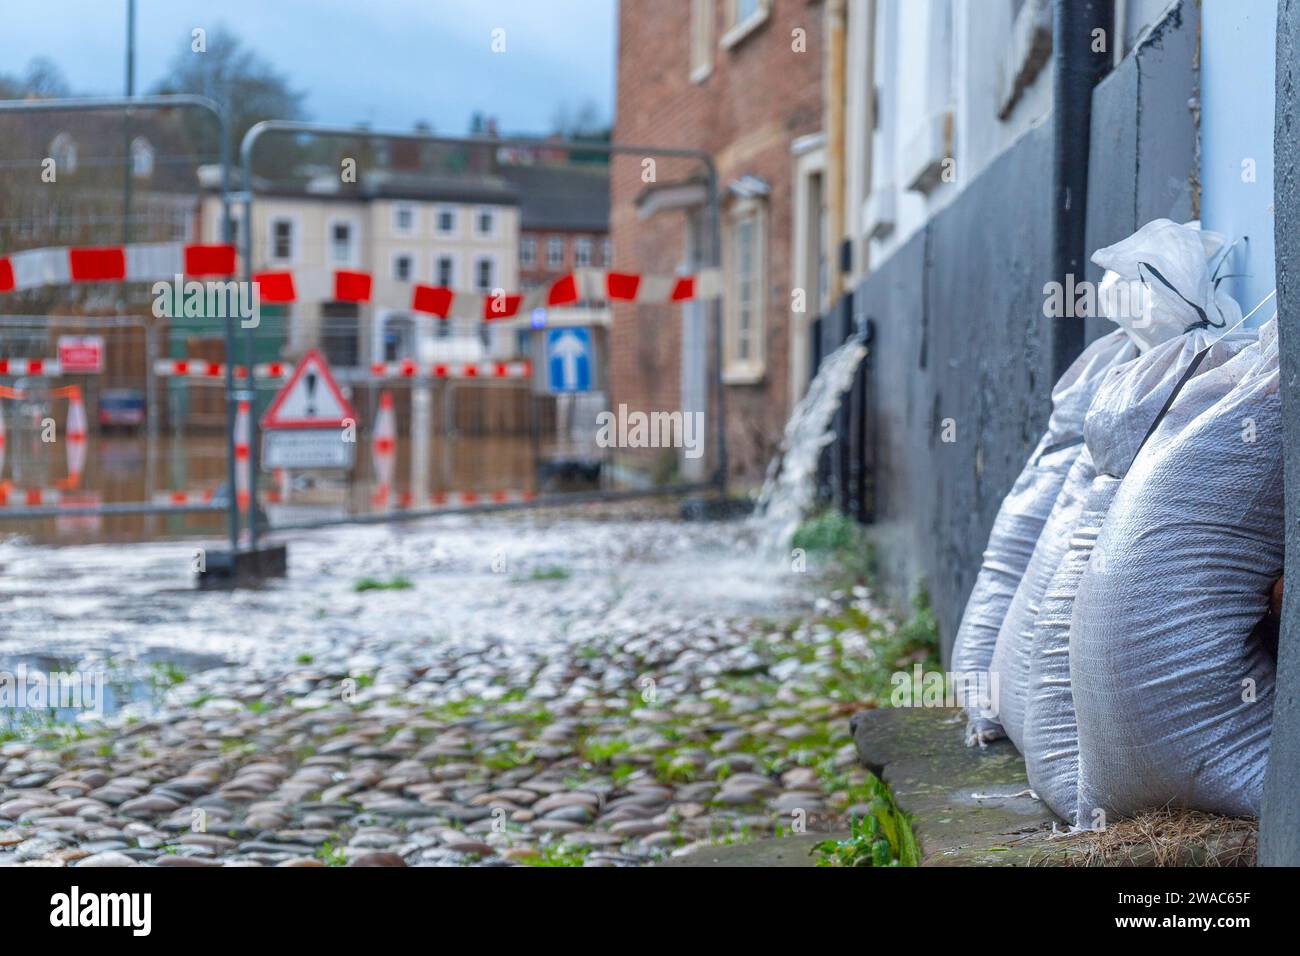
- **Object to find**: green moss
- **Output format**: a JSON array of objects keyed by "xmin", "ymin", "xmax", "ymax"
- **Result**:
[{"xmin": 353, "ymin": 576, "xmax": 414, "ymax": 592}]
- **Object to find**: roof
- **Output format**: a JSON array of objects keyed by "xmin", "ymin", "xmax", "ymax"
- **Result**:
[
  {"xmin": 500, "ymin": 164, "xmax": 609, "ymax": 232},
  {"xmin": 196, "ymin": 165, "xmax": 520, "ymax": 206}
]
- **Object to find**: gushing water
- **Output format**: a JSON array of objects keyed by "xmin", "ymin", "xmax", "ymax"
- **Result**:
[{"xmin": 752, "ymin": 336, "xmax": 868, "ymax": 552}]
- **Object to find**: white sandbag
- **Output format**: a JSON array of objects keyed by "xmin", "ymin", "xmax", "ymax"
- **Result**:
[
  {"xmin": 1023, "ymin": 327, "xmax": 1257, "ymax": 822},
  {"xmin": 1072, "ymin": 328, "xmax": 1280, "ymax": 821},
  {"xmin": 988, "ymin": 449, "xmax": 1096, "ymax": 751},
  {"xmin": 951, "ymin": 330, "xmax": 1136, "ymax": 744},
  {"xmin": 1091, "ymin": 219, "xmax": 1242, "ymax": 351},
  {"xmin": 954, "ymin": 219, "xmax": 1234, "ymax": 747}
]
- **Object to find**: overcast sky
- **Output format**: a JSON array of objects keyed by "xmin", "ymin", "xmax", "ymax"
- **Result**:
[{"xmin": 0, "ymin": 0, "xmax": 616, "ymax": 134}]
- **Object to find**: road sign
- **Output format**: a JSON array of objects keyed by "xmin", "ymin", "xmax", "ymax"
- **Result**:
[
  {"xmin": 57, "ymin": 336, "xmax": 104, "ymax": 373},
  {"xmin": 262, "ymin": 349, "xmax": 356, "ymax": 429},
  {"xmin": 546, "ymin": 327, "xmax": 593, "ymax": 393},
  {"xmin": 261, "ymin": 349, "xmax": 357, "ymax": 469}
]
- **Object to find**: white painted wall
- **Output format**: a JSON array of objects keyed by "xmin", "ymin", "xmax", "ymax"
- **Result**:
[{"xmin": 1200, "ymin": 0, "xmax": 1278, "ymax": 320}]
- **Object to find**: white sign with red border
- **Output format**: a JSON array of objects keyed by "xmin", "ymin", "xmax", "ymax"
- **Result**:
[
  {"xmin": 261, "ymin": 349, "xmax": 358, "ymax": 469},
  {"xmin": 57, "ymin": 335, "xmax": 105, "ymax": 373}
]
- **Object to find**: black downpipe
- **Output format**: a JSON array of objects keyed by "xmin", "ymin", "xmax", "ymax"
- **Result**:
[{"xmin": 1051, "ymin": 0, "xmax": 1114, "ymax": 380}]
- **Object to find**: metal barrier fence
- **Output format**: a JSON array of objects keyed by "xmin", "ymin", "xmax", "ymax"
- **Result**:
[{"xmin": 0, "ymin": 100, "xmax": 727, "ymax": 547}]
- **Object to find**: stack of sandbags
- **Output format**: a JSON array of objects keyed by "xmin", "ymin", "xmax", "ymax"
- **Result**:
[
  {"xmin": 1023, "ymin": 323, "xmax": 1258, "ymax": 822},
  {"xmin": 967, "ymin": 219, "xmax": 1238, "ymax": 751},
  {"xmin": 1071, "ymin": 322, "xmax": 1280, "ymax": 822},
  {"xmin": 951, "ymin": 330, "xmax": 1136, "ymax": 744}
]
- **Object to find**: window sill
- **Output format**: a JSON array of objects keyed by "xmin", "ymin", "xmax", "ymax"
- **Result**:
[
  {"xmin": 720, "ymin": 7, "xmax": 770, "ymax": 51},
  {"xmin": 902, "ymin": 110, "xmax": 954, "ymax": 194},
  {"xmin": 862, "ymin": 188, "xmax": 897, "ymax": 240},
  {"xmin": 722, "ymin": 364, "xmax": 766, "ymax": 386}
]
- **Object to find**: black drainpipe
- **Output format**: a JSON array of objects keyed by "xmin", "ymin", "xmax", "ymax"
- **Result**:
[{"xmin": 1051, "ymin": 0, "xmax": 1114, "ymax": 380}]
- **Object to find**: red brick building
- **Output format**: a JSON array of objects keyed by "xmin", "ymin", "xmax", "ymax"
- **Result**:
[{"xmin": 610, "ymin": 0, "xmax": 824, "ymax": 485}]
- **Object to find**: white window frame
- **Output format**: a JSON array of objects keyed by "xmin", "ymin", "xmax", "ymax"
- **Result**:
[
  {"xmin": 327, "ymin": 216, "xmax": 360, "ymax": 267},
  {"xmin": 474, "ymin": 205, "xmax": 497, "ymax": 238},
  {"xmin": 435, "ymin": 205, "xmax": 458, "ymax": 236},
  {"xmin": 690, "ymin": 0, "xmax": 715, "ymax": 82},
  {"xmin": 435, "ymin": 252, "xmax": 458, "ymax": 289},
  {"xmin": 473, "ymin": 254, "xmax": 498, "ymax": 292},
  {"xmin": 391, "ymin": 250, "xmax": 416, "ymax": 282},
  {"xmin": 721, "ymin": 0, "xmax": 771, "ymax": 50},
  {"xmin": 268, "ymin": 215, "xmax": 298, "ymax": 265},
  {"xmin": 575, "ymin": 237, "xmax": 593, "ymax": 268},
  {"xmin": 520, "ymin": 235, "xmax": 537, "ymax": 267},
  {"xmin": 723, "ymin": 198, "xmax": 766, "ymax": 383},
  {"xmin": 393, "ymin": 203, "xmax": 417, "ymax": 235},
  {"xmin": 901, "ymin": 0, "xmax": 957, "ymax": 193},
  {"xmin": 601, "ymin": 238, "xmax": 613, "ymax": 267},
  {"xmin": 546, "ymin": 236, "xmax": 565, "ymax": 269}
]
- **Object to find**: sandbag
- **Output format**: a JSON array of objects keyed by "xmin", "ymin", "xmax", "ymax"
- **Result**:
[
  {"xmin": 1091, "ymin": 218, "xmax": 1242, "ymax": 351},
  {"xmin": 951, "ymin": 330, "xmax": 1136, "ymax": 744},
  {"xmin": 954, "ymin": 219, "xmax": 1235, "ymax": 747},
  {"xmin": 1023, "ymin": 327, "xmax": 1257, "ymax": 821},
  {"xmin": 988, "ymin": 449, "xmax": 1096, "ymax": 751},
  {"xmin": 1071, "ymin": 327, "xmax": 1280, "ymax": 821}
]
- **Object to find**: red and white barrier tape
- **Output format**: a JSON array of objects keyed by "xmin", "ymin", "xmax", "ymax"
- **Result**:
[
  {"xmin": 150, "ymin": 487, "xmax": 219, "ymax": 506},
  {"xmin": 0, "ymin": 241, "xmax": 722, "ymax": 319},
  {"xmin": 152, "ymin": 358, "xmax": 532, "ymax": 382},
  {"xmin": 0, "ymin": 358, "xmax": 62, "ymax": 376},
  {"xmin": 152, "ymin": 359, "xmax": 289, "ymax": 381}
]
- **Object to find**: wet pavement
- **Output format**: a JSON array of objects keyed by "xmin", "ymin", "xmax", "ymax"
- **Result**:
[{"xmin": 0, "ymin": 501, "xmax": 886, "ymax": 867}]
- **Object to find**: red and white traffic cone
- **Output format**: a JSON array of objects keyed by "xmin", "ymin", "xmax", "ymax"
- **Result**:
[
  {"xmin": 64, "ymin": 386, "xmax": 87, "ymax": 489},
  {"xmin": 234, "ymin": 400, "xmax": 251, "ymax": 514},
  {"xmin": 371, "ymin": 390, "xmax": 396, "ymax": 509}
]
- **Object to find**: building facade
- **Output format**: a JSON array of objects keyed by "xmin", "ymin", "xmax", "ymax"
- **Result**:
[
  {"xmin": 611, "ymin": 0, "xmax": 824, "ymax": 485},
  {"xmin": 198, "ymin": 169, "xmax": 521, "ymax": 371}
]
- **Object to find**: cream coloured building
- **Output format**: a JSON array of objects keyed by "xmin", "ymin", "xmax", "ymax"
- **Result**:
[{"xmin": 197, "ymin": 166, "xmax": 521, "ymax": 369}]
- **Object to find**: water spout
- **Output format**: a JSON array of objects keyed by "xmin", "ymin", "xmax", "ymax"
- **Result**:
[{"xmin": 751, "ymin": 336, "xmax": 868, "ymax": 552}]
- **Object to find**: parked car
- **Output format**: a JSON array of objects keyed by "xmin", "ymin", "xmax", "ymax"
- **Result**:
[{"xmin": 98, "ymin": 389, "xmax": 145, "ymax": 427}]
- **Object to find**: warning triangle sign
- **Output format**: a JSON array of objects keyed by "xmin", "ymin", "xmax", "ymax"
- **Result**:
[{"xmin": 261, "ymin": 349, "xmax": 356, "ymax": 429}]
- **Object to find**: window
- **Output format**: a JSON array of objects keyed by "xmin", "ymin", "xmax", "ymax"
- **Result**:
[
  {"xmin": 392, "ymin": 252, "xmax": 413, "ymax": 282},
  {"xmin": 475, "ymin": 207, "xmax": 496, "ymax": 237},
  {"xmin": 436, "ymin": 254, "xmax": 456, "ymax": 288},
  {"xmin": 475, "ymin": 256, "xmax": 496, "ymax": 292},
  {"xmin": 547, "ymin": 237, "xmax": 565, "ymax": 269},
  {"xmin": 575, "ymin": 238, "xmax": 593, "ymax": 268},
  {"xmin": 724, "ymin": 202, "xmax": 765, "ymax": 381},
  {"xmin": 49, "ymin": 132, "xmax": 78, "ymax": 175},
  {"xmin": 601, "ymin": 238, "xmax": 613, "ymax": 267},
  {"xmin": 329, "ymin": 220, "xmax": 355, "ymax": 265},
  {"xmin": 436, "ymin": 207, "xmax": 457, "ymax": 235},
  {"xmin": 270, "ymin": 218, "xmax": 295, "ymax": 262},
  {"xmin": 393, "ymin": 204, "xmax": 415, "ymax": 234},
  {"xmin": 520, "ymin": 235, "xmax": 537, "ymax": 267},
  {"xmin": 690, "ymin": 0, "xmax": 714, "ymax": 81},
  {"xmin": 722, "ymin": 0, "xmax": 769, "ymax": 47},
  {"xmin": 130, "ymin": 137, "xmax": 154, "ymax": 179},
  {"xmin": 320, "ymin": 303, "xmax": 360, "ymax": 368}
]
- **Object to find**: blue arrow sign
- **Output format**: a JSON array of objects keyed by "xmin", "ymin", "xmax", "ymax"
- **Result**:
[{"xmin": 546, "ymin": 327, "xmax": 593, "ymax": 393}]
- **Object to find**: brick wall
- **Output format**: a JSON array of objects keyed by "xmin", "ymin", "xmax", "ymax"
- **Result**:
[{"xmin": 611, "ymin": 0, "xmax": 824, "ymax": 485}]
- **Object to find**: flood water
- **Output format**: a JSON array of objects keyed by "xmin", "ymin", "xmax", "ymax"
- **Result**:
[
  {"xmin": 1, "ymin": 431, "xmax": 542, "ymax": 546},
  {"xmin": 0, "ymin": 504, "xmax": 809, "ymax": 730}
]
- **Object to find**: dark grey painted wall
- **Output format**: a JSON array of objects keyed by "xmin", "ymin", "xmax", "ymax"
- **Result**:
[
  {"xmin": 1261, "ymin": 0, "xmax": 1299, "ymax": 868},
  {"xmin": 844, "ymin": 1, "xmax": 1200, "ymax": 661}
]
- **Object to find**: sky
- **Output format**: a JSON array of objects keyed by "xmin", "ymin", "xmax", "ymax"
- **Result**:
[{"xmin": 0, "ymin": 0, "xmax": 617, "ymax": 134}]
